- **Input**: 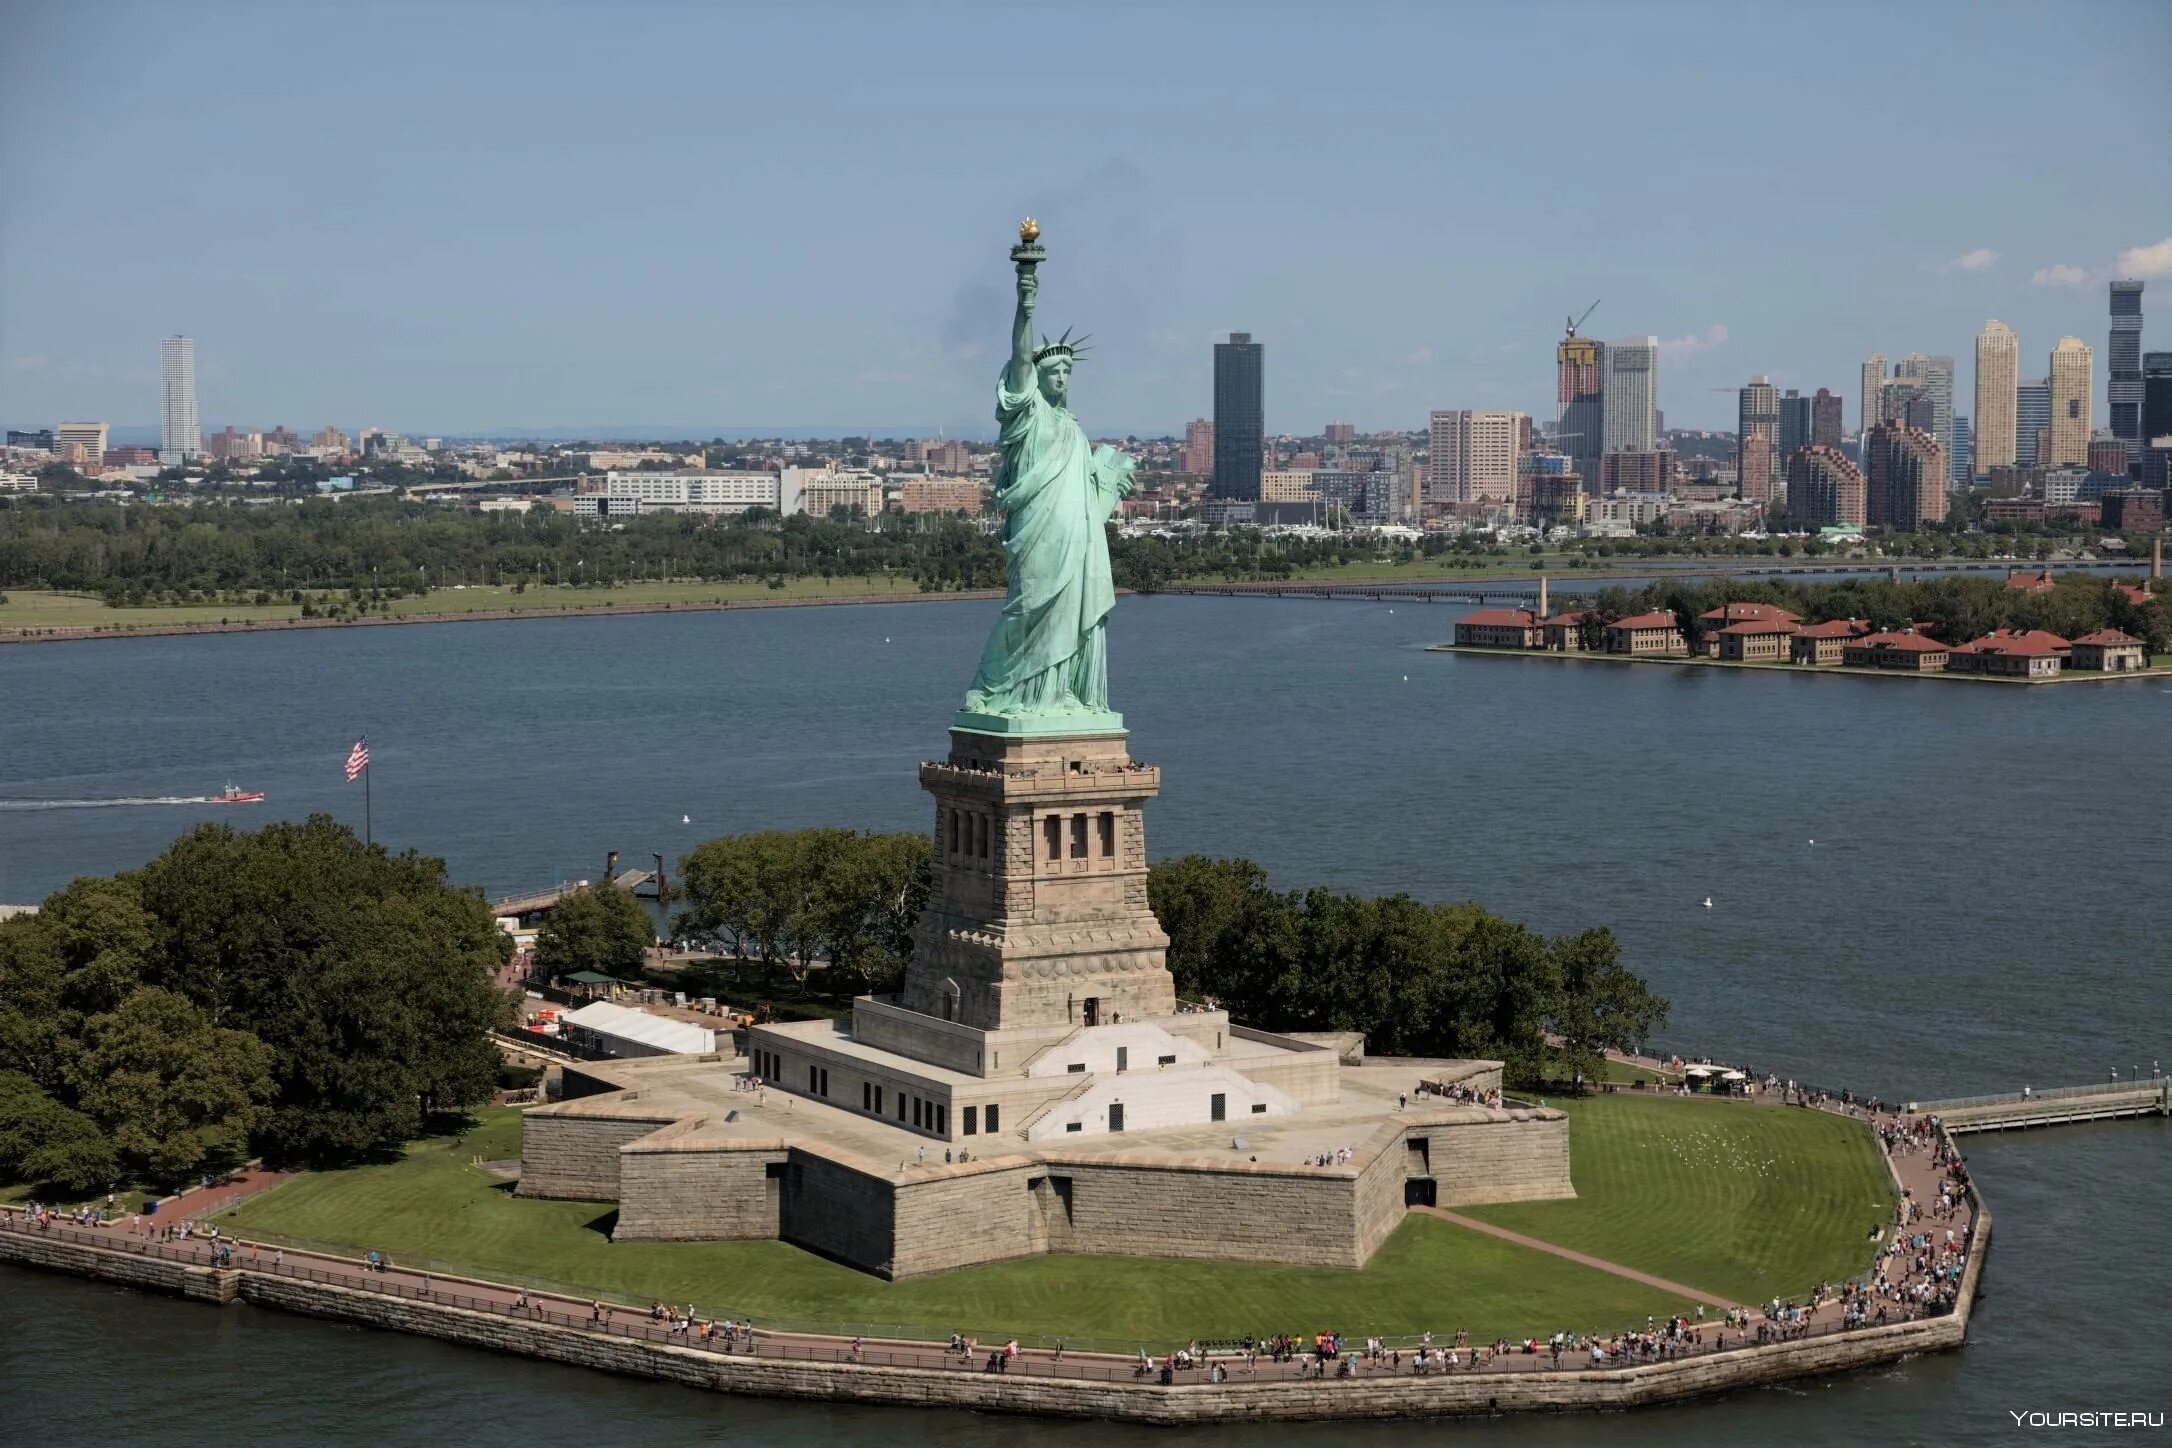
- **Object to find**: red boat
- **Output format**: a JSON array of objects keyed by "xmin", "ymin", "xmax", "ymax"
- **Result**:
[{"xmin": 209, "ymin": 783, "xmax": 265, "ymax": 804}]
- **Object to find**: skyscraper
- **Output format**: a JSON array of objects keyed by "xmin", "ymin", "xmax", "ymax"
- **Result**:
[
  {"xmin": 1323, "ymin": 420, "xmax": 1356, "ymax": 445},
  {"xmin": 1427, "ymin": 410, "xmax": 1523, "ymax": 504},
  {"xmin": 1951, "ymin": 416, "xmax": 1971, "ymax": 488},
  {"xmin": 1556, "ymin": 334, "xmax": 1604, "ymax": 485},
  {"xmin": 1737, "ymin": 376, "xmax": 1779, "ymax": 448},
  {"xmin": 1788, "ymin": 445, "xmax": 1866, "ymax": 527},
  {"xmin": 2047, "ymin": 337, "xmax": 2093, "ymax": 467},
  {"xmin": 1865, "ymin": 423, "xmax": 1948, "ymax": 530},
  {"xmin": 1738, "ymin": 433, "xmax": 1775, "ymax": 503},
  {"xmin": 1810, "ymin": 388, "xmax": 1844, "ymax": 448},
  {"xmin": 2107, "ymin": 280, "xmax": 2143, "ymax": 448},
  {"xmin": 1894, "ymin": 354, "xmax": 1956, "ymax": 486},
  {"xmin": 2016, "ymin": 378, "xmax": 2051, "ymax": 467},
  {"xmin": 1178, "ymin": 417, "xmax": 1214, "ymax": 475},
  {"xmin": 159, "ymin": 335, "xmax": 200, "ymax": 465},
  {"xmin": 1861, "ymin": 354, "xmax": 1887, "ymax": 436},
  {"xmin": 1600, "ymin": 337, "xmax": 1657, "ymax": 457},
  {"xmin": 1212, "ymin": 333, "xmax": 1264, "ymax": 500},
  {"xmin": 1973, "ymin": 320, "xmax": 2018, "ymax": 476},
  {"xmin": 2144, "ymin": 351, "xmax": 2172, "ymax": 445},
  {"xmin": 1778, "ymin": 389, "xmax": 1812, "ymax": 458}
]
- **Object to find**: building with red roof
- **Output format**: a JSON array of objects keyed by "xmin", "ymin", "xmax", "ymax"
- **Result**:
[
  {"xmin": 1604, "ymin": 609, "xmax": 1686, "ymax": 656},
  {"xmin": 1842, "ymin": 629, "xmax": 1951, "ymax": 671},
  {"xmin": 1694, "ymin": 601, "xmax": 1801, "ymax": 656},
  {"xmin": 1539, "ymin": 610, "xmax": 1587, "ymax": 652},
  {"xmin": 1713, "ymin": 617, "xmax": 1799, "ymax": 662},
  {"xmin": 1453, "ymin": 608, "xmax": 1542, "ymax": 649},
  {"xmin": 1947, "ymin": 628, "xmax": 2071, "ymax": 679},
  {"xmin": 1790, "ymin": 618, "xmax": 1873, "ymax": 666},
  {"xmin": 2003, "ymin": 569, "xmax": 2056, "ymax": 593},
  {"xmin": 2111, "ymin": 581, "xmax": 2153, "ymax": 607},
  {"xmin": 2066, "ymin": 628, "xmax": 2146, "ymax": 672}
]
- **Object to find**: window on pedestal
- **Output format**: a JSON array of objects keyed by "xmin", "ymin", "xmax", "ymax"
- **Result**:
[
  {"xmin": 1070, "ymin": 813, "xmax": 1088, "ymax": 859},
  {"xmin": 949, "ymin": 810, "xmax": 960, "ymax": 855},
  {"xmin": 1044, "ymin": 815, "xmax": 1061, "ymax": 861},
  {"xmin": 1099, "ymin": 811, "xmax": 1115, "ymax": 858}
]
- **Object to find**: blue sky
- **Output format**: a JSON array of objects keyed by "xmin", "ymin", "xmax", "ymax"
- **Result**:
[{"xmin": 3, "ymin": 0, "xmax": 2168, "ymax": 439}]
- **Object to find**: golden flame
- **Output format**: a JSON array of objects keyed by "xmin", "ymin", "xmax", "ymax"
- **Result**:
[{"xmin": 1019, "ymin": 217, "xmax": 1041, "ymax": 244}]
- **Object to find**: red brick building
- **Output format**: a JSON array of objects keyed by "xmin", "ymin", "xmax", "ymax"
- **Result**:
[
  {"xmin": 1604, "ymin": 610, "xmax": 1687, "ymax": 655},
  {"xmin": 1947, "ymin": 629, "xmax": 2071, "ymax": 678},
  {"xmin": 1790, "ymin": 618, "xmax": 1872, "ymax": 665},
  {"xmin": 1714, "ymin": 618, "xmax": 1798, "ymax": 661},
  {"xmin": 2066, "ymin": 628, "xmax": 2147, "ymax": 672},
  {"xmin": 1454, "ymin": 608, "xmax": 1542, "ymax": 648},
  {"xmin": 1842, "ymin": 629, "xmax": 1951, "ymax": 671}
]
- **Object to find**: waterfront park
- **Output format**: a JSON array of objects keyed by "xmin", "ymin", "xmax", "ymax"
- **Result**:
[{"xmin": 203, "ymin": 1091, "xmax": 1894, "ymax": 1350}]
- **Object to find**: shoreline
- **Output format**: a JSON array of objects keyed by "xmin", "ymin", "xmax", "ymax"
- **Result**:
[
  {"xmin": 1425, "ymin": 644, "xmax": 2172, "ymax": 686},
  {"xmin": 0, "ymin": 588, "xmax": 1005, "ymax": 646},
  {"xmin": 0, "ymin": 1208, "xmax": 1979, "ymax": 1425}
]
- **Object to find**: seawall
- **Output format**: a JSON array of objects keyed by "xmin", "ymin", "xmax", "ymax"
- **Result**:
[{"xmin": 0, "ymin": 1219, "xmax": 1981, "ymax": 1425}]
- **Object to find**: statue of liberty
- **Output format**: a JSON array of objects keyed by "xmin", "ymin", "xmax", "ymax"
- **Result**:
[{"xmin": 957, "ymin": 220, "xmax": 1136, "ymax": 735}]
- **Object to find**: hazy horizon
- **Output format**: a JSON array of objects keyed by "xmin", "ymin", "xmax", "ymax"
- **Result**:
[{"xmin": 5, "ymin": 0, "xmax": 2168, "ymax": 439}]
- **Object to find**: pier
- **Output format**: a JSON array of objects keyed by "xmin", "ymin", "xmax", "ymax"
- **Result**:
[{"xmin": 1907, "ymin": 1079, "xmax": 2170, "ymax": 1134}]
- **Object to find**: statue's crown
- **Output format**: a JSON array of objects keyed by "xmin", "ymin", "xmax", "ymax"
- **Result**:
[{"xmin": 1033, "ymin": 327, "xmax": 1091, "ymax": 365}]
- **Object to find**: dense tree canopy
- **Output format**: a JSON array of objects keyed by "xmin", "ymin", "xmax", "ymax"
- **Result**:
[
  {"xmin": 1147, "ymin": 855, "xmax": 1666, "ymax": 1085},
  {"xmin": 675, "ymin": 828, "xmax": 929, "ymax": 997},
  {"xmin": 0, "ymin": 816, "xmax": 513, "ymax": 1189},
  {"xmin": 532, "ymin": 884, "xmax": 653, "ymax": 985}
]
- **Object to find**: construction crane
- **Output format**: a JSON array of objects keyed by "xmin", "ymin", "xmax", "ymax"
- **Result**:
[{"xmin": 1565, "ymin": 300, "xmax": 1600, "ymax": 339}]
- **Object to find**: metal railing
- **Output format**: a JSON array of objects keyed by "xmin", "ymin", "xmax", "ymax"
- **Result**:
[
  {"xmin": 0, "ymin": 1206, "xmax": 1965, "ymax": 1386},
  {"xmin": 1911, "ymin": 1079, "xmax": 2166, "ymax": 1112}
]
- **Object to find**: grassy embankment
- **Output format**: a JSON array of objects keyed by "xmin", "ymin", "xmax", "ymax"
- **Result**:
[
  {"xmin": 0, "ymin": 577, "xmax": 934, "ymax": 634},
  {"xmin": 211, "ymin": 1093, "xmax": 1888, "ymax": 1348}
]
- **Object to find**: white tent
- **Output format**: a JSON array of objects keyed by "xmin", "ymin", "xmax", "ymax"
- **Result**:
[{"xmin": 560, "ymin": 1000, "xmax": 716, "ymax": 1057}]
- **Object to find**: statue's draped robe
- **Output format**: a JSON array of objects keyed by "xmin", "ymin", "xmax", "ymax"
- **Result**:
[{"xmin": 964, "ymin": 371, "xmax": 1134, "ymax": 717}]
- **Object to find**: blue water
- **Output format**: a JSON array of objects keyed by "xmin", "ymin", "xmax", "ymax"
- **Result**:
[{"xmin": 2, "ymin": 596, "xmax": 2165, "ymax": 1443}]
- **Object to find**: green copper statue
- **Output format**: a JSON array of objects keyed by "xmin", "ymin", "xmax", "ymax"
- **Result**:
[{"xmin": 956, "ymin": 219, "xmax": 1136, "ymax": 736}]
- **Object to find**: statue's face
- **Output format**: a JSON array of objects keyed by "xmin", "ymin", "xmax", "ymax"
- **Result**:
[{"xmin": 1038, "ymin": 357, "xmax": 1071, "ymax": 408}]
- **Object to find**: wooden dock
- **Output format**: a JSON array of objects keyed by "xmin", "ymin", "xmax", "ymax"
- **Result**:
[{"xmin": 1907, "ymin": 1079, "xmax": 2170, "ymax": 1134}]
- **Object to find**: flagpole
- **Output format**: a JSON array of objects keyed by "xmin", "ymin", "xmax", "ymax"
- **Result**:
[{"xmin": 364, "ymin": 760, "xmax": 372, "ymax": 848}]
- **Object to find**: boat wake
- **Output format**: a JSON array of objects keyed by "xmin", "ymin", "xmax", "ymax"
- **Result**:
[{"xmin": 0, "ymin": 795, "xmax": 228, "ymax": 810}]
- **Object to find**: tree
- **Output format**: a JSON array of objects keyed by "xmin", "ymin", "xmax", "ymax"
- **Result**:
[
  {"xmin": 816, "ymin": 831, "xmax": 932, "ymax": 997},
  {"xmin": 532, "ymin": 884, "xmax": 651, "ymax": 986},
  {"xmin": 131, "ymin": 815, "xmax": 512, "ymax": 1164},
  {"xmin": 68, "ymin": 987, "xmax": 273, "ymax": 1186},
  {"xmin": 1547, "ymin": 927, "xmax": 1670, "ymax": 1088},
  {"xmin": 0, "ymin": 1071, "xmax": 119, "ymax": 1196}
]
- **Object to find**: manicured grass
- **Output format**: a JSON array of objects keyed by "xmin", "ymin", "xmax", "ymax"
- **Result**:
[
  {"xmin": 0, "ymin": 589, "xmax": 300, "ymax": 630},
  {"xmin": 1463, "ymin": 1094, "xmax": 1892, "ymax": 1305},
  {"xmin": 0, "ymin": 577, "xmax": 939, "ymax": 634},
  {"xmin": 215, "ymin": 1110, "xmax": 1700, "ymax": 1349}
]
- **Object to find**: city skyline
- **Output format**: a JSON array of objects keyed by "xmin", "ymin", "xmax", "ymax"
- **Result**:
[{"xmin": 3, "ymin": 2, "xmax": 2169, "ymax": 438}]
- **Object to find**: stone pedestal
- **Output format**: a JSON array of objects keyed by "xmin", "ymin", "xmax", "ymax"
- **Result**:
[{"xmin": 902, "ymin": 727, "xmax": 1175, "ymax": 1035}]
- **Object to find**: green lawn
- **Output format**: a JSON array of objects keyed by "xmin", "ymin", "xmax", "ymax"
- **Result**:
[
  {"xmin": 1539, "ymin": 1048, "xmax": 1672, "ymax": 1085},
  {"xmin": 0, "ymin": 577, "xmax": 938, "ymax": 634},
  {"xmin": 1464, "ymin": 1094, "xmax": 1892, "ymax": 1305},
  {"xmin": 216, "ymin": 1110, "xmax": 1694, "ymax": 1348},
  {"xmin": 213, "ymin": 1098, "xmax": 1885, "ymax": 1348}
]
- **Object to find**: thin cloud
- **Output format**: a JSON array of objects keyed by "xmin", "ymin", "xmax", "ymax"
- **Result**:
[
  {"xmin": 1656, "ymin": 324, "xmax": 1729, "ymax": 362},
  {"xmin": 1937, "ymin": 248, "xmax": 1999, "ymax": 274},
  {"xmin": 2031, "ymin": 263, "xmax": 2089, "ymax": 287},
  {"xmin": 2115, "ymin": 237, "xmax": 2172, "ymax": 279}
]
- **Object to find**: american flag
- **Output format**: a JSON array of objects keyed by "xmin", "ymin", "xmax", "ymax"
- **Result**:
[{"xmin": 344, "ymin": 738, "xmax": 370, "ymax": 782}]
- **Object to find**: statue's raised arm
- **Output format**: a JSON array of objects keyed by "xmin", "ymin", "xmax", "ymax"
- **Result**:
[{"xmin": 1006, "ymin": 228, "xmax": 1040, "ymax": 397}]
